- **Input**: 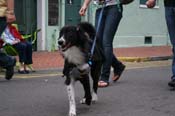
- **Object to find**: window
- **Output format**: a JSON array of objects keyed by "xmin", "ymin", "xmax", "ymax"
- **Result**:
[
  {"xmin": 140, "ymin": 0, "xmax": 148, "ymax": 5},
  {"xmin": 144, "ymin": 36, "xmax": 152, "ymax": 44},
  {"xmin": 48, "ymin": 0, "xmax": 59, "ymax": 26},
  {"xmin": 140, "ymin": 0, "xmax": 159, "ymax": 8}
]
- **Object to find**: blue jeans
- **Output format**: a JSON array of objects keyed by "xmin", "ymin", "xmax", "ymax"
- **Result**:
[
  {"xmin": 165, "ymin": 7, "xmax": 175, "ymax": 79},
  {"xmin": 13, "ymin": 41, "xmax": 33, "ymax": 65},
  {"xmin": 95, "ymin": 4, "xmax": 123, "ymax": 82}
]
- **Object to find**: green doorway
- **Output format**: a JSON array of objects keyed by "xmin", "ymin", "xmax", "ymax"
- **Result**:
[
  {"xmin": 15, "ymin": 0, "xmax": 37, "ymax": 50},
  {"xmin": 65, "ymin": 0, "xmax": 81, "ymax": 25}
]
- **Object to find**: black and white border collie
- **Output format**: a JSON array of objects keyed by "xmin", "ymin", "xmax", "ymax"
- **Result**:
[{"xmin": 58, "ymin": 22, "xmax": 104, "ymax": 116}]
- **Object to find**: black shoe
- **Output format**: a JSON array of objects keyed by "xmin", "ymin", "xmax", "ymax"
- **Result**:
[
  {"xmin": 18, "ymin": 69, "xmax": 29, "ymax": 74},
  {"xmin": 25, "ymin": 70, "xmax": 29, "ymax": 74},
  {"xmin": 18, "ymin": 70, "xmax": 26, "ymax": 74},
  {"xmin": 5, "ymin": 58, "xmax": 16, "ymax": 80},
  {"xmin": 168, "ymin": 79, "xmax": 175, "ymax": 87}
]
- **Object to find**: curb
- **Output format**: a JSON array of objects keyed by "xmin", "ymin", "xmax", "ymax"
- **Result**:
[
  {"xmin": 118, "ymin": 56, "xmax": 172, "ymax": 62},
  {"xmin": 1, "ymin": 56, "xmax": 172, "ymax": 73}
]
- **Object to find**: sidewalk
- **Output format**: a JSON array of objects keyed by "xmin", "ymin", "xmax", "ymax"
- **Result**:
[{"xmin": 31, "ymin": 46, "xmax": 172, "ymax": 70}]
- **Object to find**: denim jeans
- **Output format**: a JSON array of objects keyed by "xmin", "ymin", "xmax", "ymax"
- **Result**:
[
  {"xmin": 13, "ymin": 41, "xmax": 33, "ymax": 65},
  {"xmin": 95, "ymin": 4, "xmax": 123, "ymax": 82},
  {"xmin": 165, "ymin": 6, "xmax": 175, "ymax": 79}
]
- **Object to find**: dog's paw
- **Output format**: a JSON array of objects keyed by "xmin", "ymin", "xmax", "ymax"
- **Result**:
[
  {"xmin": 86, "ymin": 98, "xmax": 91, "ymax": 105},
  {"xmin": 69, "ymin": 113, "xmax": 76, "ymax": 116},
  {"xmin": 80, "ymin": 98, "xmax": 91, "ymax": 105},
  {"xmin": 80, "ymin": 98, "xmax": 86, "ymax": 104},
  {"xmin": 69, "ymin": 109, "xmax": 76, "ymax": 116},
  {"xmin": 92, "ymin": 92, "xmax": 98, "ymax": 104}
]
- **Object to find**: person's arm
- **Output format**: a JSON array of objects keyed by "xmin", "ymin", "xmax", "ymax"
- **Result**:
[
  {"xmin": 146, "ymin": 0, "xmax": 156, "ymax": 8},
  {"xmin": 6, "ymin": 0, "xmax": 16, "ymax": 23},
  {"xmin": 79, "ymin": 0, "xmax": 91, "ymax": 16}
]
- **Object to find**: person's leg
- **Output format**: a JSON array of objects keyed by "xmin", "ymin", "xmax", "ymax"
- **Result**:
[
  {"xmin": 13, "ymin": 42, "xmax": 27, "ymax": 73},
  {"xmin": 0, "ymin": 17, "xmax": 10, "ymax": 67},
  {"xmin": 13, "ymin": 42, "xmax": 27, "ymax": 63},
  {"xmin": 0, "ymin": 51, "xmax": 16, "ymax": 80},
  {"xmin": 24, "ymin": 41, "xmax": 33, "ymax": 65},
  {"xmin": 4, "ymin": 56, "xmax": 16, "ymax": 80},
  {"xmin": 24, "ymin": 41, "xmax": 35, "ymax": 72},
  {"xmin": 0, "ymin": 51, "xmax": 14, "ymax": 67},
  {"xmin": 165, "ymin": 7, "xmax": 175, "ymax": 87},
  {"xmin": 95, "ymin": 7, "xmax": 106, "ymax": 47},
  {"xmin": 111, "ymin": 54, "xmax": 125, "ymax": 82},
  {"xmin": 95, "ymin": 7, "xmax": 108, "ymax": 87},
  {"xmin": 0, "ymin": 17, "xmax": 16, "ymax": 80},
  {"xmin": 98, "ymin": 5, "xmax": 123, "ymax": 84}
]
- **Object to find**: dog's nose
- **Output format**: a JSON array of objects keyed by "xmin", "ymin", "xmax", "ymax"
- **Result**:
[{"xmin": 58, "ymin": 40, "xmax": 63, "ymax": 45}]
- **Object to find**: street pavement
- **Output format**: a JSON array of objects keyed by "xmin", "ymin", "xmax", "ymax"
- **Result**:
[{"xmin": 0, "ymin": 60, "xmax": 175, "ymax": 116}]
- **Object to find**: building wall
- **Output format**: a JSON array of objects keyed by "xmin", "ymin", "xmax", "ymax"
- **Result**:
[
  {"xmin": 116, "ymin": 1, "xmax": 169, "ymax": 48},
  {"xmin": 37, "ymin": 0, "xmax": 169, "ymax": 51},
  {"xmin": 86, "ymin": 0, "xmax": 169, "ymax": 48}
]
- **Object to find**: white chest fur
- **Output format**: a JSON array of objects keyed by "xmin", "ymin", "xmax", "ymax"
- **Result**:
[{"xmin": 63, "ymin": 46, "xmax": 86, "ymax": 65}]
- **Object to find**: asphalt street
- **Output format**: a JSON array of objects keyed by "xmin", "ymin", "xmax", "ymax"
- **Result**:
[{"xmin": 0, "ymin": 60, "xmax": 175, "ymax": 116}]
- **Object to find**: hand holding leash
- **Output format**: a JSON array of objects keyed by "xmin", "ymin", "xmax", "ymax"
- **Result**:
[
  {"xmin": 79, "ymin": 4, "xmax": 87, "ymax": 16},
  {"xmin": 79, "ymin": 0, "xmax": 91, "ymax": 16}
]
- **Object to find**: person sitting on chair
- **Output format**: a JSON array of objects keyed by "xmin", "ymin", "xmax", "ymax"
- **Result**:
[{"xmin": 1, "ymin": 24, "xmax": 33, "ymax": 74}]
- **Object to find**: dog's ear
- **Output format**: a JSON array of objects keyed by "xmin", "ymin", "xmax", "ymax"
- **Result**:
[
  {"xmin": 76, "ymin": 27, "xmax": 88, "ymax": 44},
  {"xmin": 76, "ymin": 27, "xmax": 88, "ymax": 39}
]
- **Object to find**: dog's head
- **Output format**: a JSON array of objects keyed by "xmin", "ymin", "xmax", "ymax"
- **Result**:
[{"xmin": 58, "ymin": 25, "xmax": 88, "ymax": 52}]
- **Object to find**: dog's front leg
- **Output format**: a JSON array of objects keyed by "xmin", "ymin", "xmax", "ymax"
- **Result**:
[
  {"xmin": 79, "ymin": 74, "xmax": 92, "ymax": 105},
  {"xmin": 67, "ymin": 79, "xmax": 76, "ymax": 116}
]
